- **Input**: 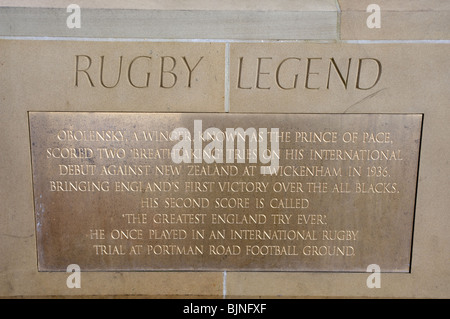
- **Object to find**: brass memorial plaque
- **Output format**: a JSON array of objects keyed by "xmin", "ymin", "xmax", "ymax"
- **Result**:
[{"xmin": 29, "ymin": 112, "xmax": 422, "ymax": 272}]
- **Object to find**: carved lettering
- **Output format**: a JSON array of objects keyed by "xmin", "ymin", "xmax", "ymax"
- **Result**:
[
  {"xmin": 305, "ymin": 57, "xmax": 322, "ymax": 90},
  {"xmin": 127, "ymin": 56, "xmax": 151, "ymax": 88},
  {"xmin": 256, "ymin": 57, "xmax": 272, "ymax": 90},
  {"xmin": 99, "ymin": 56, "xmax": 123, "ymax": 88},
  {"xmin": 75, "ymin": 55, "xmax": 94, "ymax": 87},
  {"xmin": 356, "ymin": 58, "xmax": 382, "ymax": 90},
  {"xmin": 74, "ymin": 54, "xmax": 204, "ymax": 89},
  {"xmin": 327, "ymin": 58, "xmax": 351, "ymax": 89},
  {"xmin": 160, "ymin": 56, "xmax": 177, "ymax": 89},
  {"xmin": 236, "ymin": 56, "xmax": 383, "ymax": 91},
  {"xmin": 182, "ymin": 56, "xmax": 204, "ymax": 88},
  {"xmin": 276, "ymin": 57, "xmax": 301, "ymax": 90},
  {"xmin": 237, "ymin": 57, "xmax": 251, "ymax": 89}
]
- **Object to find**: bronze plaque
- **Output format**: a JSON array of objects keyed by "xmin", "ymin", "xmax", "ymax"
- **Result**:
[{"xmin": 29, "ymin": 112, "xmax": 422, "ymax": 272}]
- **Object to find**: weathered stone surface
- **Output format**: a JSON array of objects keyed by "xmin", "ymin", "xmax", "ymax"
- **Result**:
[
  {"xmin": 0, "ymin": 0, "xmax": 338, "ymax": 40},
  {"xmin": 1, "ymin": 0, "xmax": 450, "ymax": 299},
  {"xmin": 229, "ymin": 42, "xmax": 449, "ymax": 114},
  {"xmin": 0, "ymin": 40, "xmax": 225, "ymax": 113},
  {"xmin": 339, "ymin": 0, "xmax": 450, "ymax": 40}
]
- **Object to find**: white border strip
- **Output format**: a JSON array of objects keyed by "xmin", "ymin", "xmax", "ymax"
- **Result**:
[
  {"xmin": 0, "ymin": 36, "xmax": 336, "ymax": 43},
  {"xmin": 0, "ymin": 36, "xmax": 448, "ymax": 44},
  {"xmin": 344, "ymin": 40, "xmax": 450, "ymax": 44}
]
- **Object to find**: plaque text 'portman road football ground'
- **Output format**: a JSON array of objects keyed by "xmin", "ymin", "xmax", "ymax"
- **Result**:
[{"xmin": 29, "ymin": 112, "xmax": 422, "ymax": 272}]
